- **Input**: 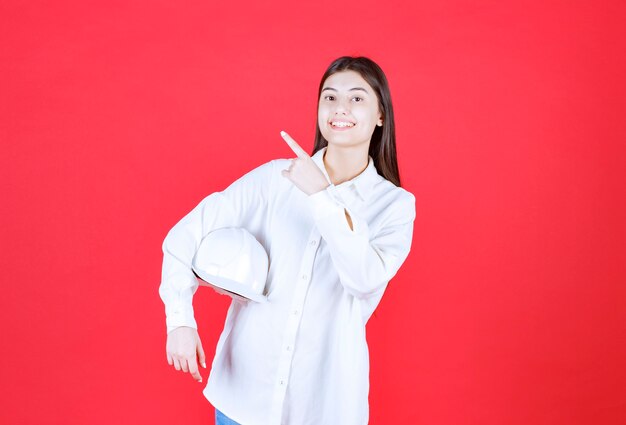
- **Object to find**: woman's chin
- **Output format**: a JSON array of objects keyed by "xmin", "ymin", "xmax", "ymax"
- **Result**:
[
  {"xmin": 325, "ymin": 136, "xmax": 368, "ymax": 150},
  {"xmin": 321, "ymin": 127, "xmax": 372, "ymax": 149}
]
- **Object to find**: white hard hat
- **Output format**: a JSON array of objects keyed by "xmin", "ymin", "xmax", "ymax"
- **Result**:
[{"xmin": 192, "ymin": 227, "xmax": 269, "ymax": 302}]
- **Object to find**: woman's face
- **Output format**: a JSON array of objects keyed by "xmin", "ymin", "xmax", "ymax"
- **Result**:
[{"xmin": 317, "ymin": 70, "xmax": 383, "ymax": 150}]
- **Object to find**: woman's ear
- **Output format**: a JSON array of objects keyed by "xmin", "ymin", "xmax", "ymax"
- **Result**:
[{"xmin": 376, "ymin": 109, "xmax": 384, "ymax": 126}]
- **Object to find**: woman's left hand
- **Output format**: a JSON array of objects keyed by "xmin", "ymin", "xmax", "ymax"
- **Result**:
[{"xmin": 280, "ymin": 130, "xmax": 330, "ymax": 196}]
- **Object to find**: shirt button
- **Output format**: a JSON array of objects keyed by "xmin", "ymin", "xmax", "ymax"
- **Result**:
[
  {"xmin": 302, "ymin": 274, "xmax": 307, "ymax": 280},
  {"xmin": 280, "ymin": 380, "xmax": 285, "ymax": 385},
  {"xmin": 286, "ymin": 346, "xmax": 291, "ymax": 351},
  {"xmin": 310, "ymin": 240, "xmax": 317, "ymax": 246},
  {"xmin": 293, "ymin": 310, "xmax": 299, "ymax": 315}
]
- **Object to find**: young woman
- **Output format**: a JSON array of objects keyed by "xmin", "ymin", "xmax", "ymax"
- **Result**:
[{"xmin": 159, "ymin": 56, "xmax": 416, "ymax": 425}]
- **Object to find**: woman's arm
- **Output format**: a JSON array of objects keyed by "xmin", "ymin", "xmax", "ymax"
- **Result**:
[
  {"xmin": 158, "ymin": 160, "xmax": 275, "ymax": 333},
  {"xmin": 278, "ymin": 131, "xmax": 416, "ymax": 299},
  {"xmin": 308, "ymin": 188, "xmax": 416, "ymax": 299}
]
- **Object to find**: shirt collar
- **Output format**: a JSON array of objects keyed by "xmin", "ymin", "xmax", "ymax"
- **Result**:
[{"xmin": 311, "ymin": 146, "xmax": 380, "ymax": 203}]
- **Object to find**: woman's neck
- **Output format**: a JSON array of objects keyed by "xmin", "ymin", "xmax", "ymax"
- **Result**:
[{"xmin": 323, "ymin": 144, "xmax": 369, "ymax": 185}]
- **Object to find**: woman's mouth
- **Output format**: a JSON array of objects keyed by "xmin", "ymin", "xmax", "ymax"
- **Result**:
[{"xmin": 330, "ymin": 120, "xmax": 355, "ymax": 130}]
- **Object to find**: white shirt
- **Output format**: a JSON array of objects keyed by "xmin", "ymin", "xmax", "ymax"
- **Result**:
[{"xmin": 159, "ymin": 147, "xmax": 416, "ymax": 425}]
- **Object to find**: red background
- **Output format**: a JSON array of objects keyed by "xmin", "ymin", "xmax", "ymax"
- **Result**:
[{"xmin": 1, "ymin": 1, "xmax": 625, "ymax": 424}]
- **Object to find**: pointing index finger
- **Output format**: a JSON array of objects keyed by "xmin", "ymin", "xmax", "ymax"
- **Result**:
[{"xmin": 281, "ymin": 131, "xmax": 310, "ymax": 159}]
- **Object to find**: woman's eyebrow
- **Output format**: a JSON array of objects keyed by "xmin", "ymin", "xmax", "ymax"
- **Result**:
[{"xmin": 322, "ymin": 87, "xmax": 369, "ymax": 93}]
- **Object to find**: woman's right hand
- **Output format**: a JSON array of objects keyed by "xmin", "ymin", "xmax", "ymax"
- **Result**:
[{"xmin": 166, "ymin": 326, "xmax": 206, "ymax": 383}]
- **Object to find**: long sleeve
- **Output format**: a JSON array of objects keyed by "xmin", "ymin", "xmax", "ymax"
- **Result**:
[
  {"xmin": 307, "ymin": 185, "xmax": 415, "ymax": 299},
  {"xmin": 158, "ymin": 160, "xmax": 275, "ymax": 333}
]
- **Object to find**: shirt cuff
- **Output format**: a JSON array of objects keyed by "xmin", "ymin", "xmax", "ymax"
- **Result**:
[
  {"xmin": 165, "ymin": 306, "xmax": 198, "ymax": 334},
  {"xmin": 307, "ymin": 185, "xmax": 345, "ymax": 220}
]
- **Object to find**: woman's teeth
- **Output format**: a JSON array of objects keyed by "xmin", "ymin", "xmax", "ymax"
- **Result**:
[{"xmin": 331, "ymin": 121, "xmax": 355, "ymax": 128}]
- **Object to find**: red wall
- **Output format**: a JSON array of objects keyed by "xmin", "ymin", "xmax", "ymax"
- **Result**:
[{"xmin": 1, "ymin": 1, "xmax": 625, "ymax": 424}]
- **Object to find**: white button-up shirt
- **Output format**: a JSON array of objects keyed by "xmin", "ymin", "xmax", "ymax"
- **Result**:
[{"xmin": 159, "ymin": 147, "xmax": 416, "ymax": 425}]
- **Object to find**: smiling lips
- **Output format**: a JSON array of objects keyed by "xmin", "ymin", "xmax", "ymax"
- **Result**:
[{"xmin": 330, "ymin": 120, "xmax": 355, "ymax": 129}]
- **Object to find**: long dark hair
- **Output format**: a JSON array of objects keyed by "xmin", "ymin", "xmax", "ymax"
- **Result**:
[{"xmin": 312, "ymin": 56, "xmax": 401, "ymax": 187}]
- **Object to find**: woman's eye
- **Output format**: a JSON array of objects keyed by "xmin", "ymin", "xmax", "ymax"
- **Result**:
[
  {"xmin": 352, "ymin": 97, "xmax": 363, "ymax": 102},
  {"xmin": 324, "ymin": 95, "xmax": 335, "ymax": 101}
]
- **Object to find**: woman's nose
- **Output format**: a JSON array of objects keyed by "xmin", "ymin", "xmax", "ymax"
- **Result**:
[{"xmin": 334, "ymin": 98, "xmax": 350, "ymax": 114}]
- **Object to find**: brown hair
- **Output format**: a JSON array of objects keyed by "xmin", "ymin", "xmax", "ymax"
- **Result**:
[{"xmin": 312, "ymin": 56, "xmax": 401, "ymax": 187}]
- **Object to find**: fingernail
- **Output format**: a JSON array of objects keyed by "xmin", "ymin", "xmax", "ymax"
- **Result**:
[
  {"xmin": 202, "ymin": 362, "xmax": 207, "ymax": 368},
  {"xmin": 280, "ymin": 130, "xmax": 286, "ymax": 136}
]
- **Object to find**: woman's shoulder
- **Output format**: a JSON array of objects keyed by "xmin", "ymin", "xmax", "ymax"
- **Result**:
[
  {"xmin": 252, "ymin": 158, "xmax": 292, "ymax": 172},
  {"xmin": 239, "ymin": 158, "xmax": 290, "ymax": 178},
  {"xmin": 237, "ymin": 158, "xmax": 295, "ymax": 191},
  {"xmin": 269, "ymin": 158, "xmax": 293, "ymax": 170}
]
